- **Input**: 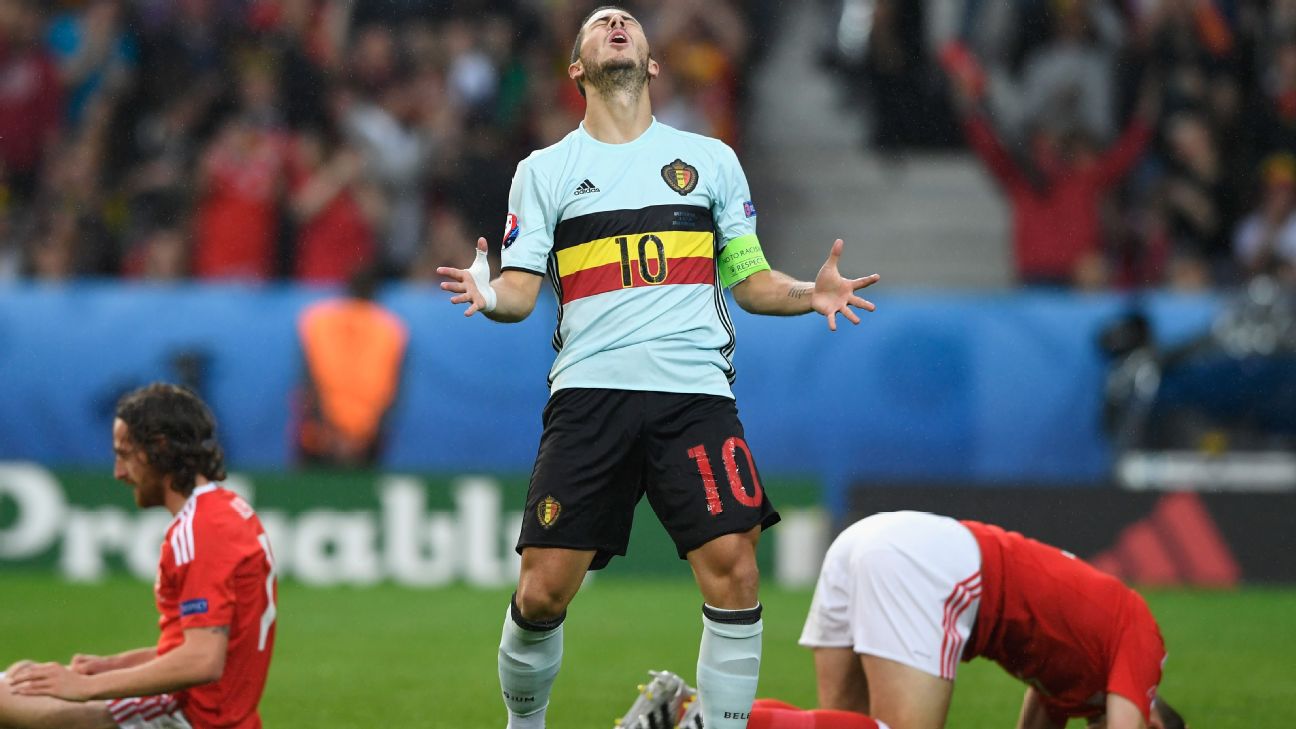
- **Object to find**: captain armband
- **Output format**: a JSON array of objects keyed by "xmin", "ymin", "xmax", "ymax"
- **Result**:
[{"xmin": 718, "ymin": 234, "xmax": 771, "ymax": 288}]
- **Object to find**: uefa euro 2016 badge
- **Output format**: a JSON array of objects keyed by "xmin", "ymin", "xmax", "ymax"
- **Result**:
[
  {"xmin": 537, "ymin": 495, "xmax": 562, "ymax": 528},
  {"xmin": 503, "ymin": 213, "xmax": 520, "ymax": 248},
  {"xmin": 661, "ymin": 159, "xmax": 699, "ymax": 196}
]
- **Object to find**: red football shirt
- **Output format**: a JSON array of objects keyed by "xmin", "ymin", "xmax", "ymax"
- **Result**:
[
  {"xmin": 961, "ymin": 113, "xmax": 1152, "ymax": 281},
  {"xmin": 287, "ymin": 144, "xmax": 375, "ymax": 283},
  {"xmin": 156, "ymin": 485, "xmax": 277, "ymax": 729},
  {"xmin": 193, "ymin": 130, "xmax": 287, "ymax": 280},
  {"xmin": 961, "ymin": 520, "xmax": 1166, "ymax": 724}
]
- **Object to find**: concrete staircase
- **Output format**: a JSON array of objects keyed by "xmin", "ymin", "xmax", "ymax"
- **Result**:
[{"xmin": 744, "ymin": 5, "xmax": 1011, "ymax": 289}]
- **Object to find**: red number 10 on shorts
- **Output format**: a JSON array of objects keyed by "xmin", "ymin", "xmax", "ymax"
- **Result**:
[{"xmin": 687, "ymin": 437, "xmax": 763, "ymax": 515}]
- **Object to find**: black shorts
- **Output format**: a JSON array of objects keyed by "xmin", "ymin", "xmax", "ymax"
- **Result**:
[{"xmin": 516, "ymin": 388, "xmax": 780, "ymax": 570}]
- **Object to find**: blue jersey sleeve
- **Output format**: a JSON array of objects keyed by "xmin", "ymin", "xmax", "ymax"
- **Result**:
[
  {"xmin": 712, "ymin": 143, "xmax": 758, "ymax": 249},
  {"xmin": 500, "ymin": 157, "xmax": 555, "ymax": 275}
]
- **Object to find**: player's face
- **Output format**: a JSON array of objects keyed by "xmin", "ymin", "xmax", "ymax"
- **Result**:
[
  {"xmin": 572, "ymin": 9, "xmax": 657, "ymax": 94},
  {"xmin": 112, "ymin": 418, "xmax": 166, "ymax": 508}
]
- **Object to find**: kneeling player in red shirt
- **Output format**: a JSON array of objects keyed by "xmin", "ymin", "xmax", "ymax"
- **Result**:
[
  {"xmin": 0, "ymin": 383, "xmax": 277, "ymax": 729},
  {"xmin": 621, "ymin": 511, "xmax": 1185, "ymax": 729}
]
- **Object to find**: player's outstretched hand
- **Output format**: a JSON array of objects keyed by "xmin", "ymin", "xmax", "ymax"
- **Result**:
[
  {"xmin": 7, "ymin": 661, "xmax": 93, "ymax": 701},
  {"xmin": 436, "ymin": 237, "xmax": 495, "ymax": 317},
  {"xmin": 812, "ymin": 239, "xmax": 879, "ymax": 331}
]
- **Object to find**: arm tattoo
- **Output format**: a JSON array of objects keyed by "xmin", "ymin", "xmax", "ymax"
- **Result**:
[
  {"xmin": 205, "ymin": 626, "xmax": 230, "ymax": 636},
  {"xmin": 788, "ymin": 284, "xmax": 813, "ymax": 300}
]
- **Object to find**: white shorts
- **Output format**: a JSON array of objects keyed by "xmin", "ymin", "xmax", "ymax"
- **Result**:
[
  {"xmin": 107, "ymin": 695, "xmax": 191, "ymax": 729},
  {"xmin": 798, "ymin": 511, "xmax": 983, "ymax": 680}
]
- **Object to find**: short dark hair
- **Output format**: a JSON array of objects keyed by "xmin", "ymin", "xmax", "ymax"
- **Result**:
[
  {"xmin": 115, "ymin": 383, "xmax": 227, "ymax": 496},
  {"xmin": 570, "ymin": 5, "xmax": 633, "ymax": 98},
  {"xmin": 1154, "ymin": 697, "xmax": 1187, "ymax": 729}
]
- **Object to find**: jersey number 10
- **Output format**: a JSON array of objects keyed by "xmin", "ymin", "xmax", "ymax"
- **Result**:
[
  {"xmin": 616, "ymin": 235, "xmax": 669, "ymax": 287},
  {"xmin": 687, "ymin": 437, "xmax": 763, "ymax": 516}
]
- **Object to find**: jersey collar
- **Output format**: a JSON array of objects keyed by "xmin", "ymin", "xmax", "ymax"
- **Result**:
[
  {"xmin": 173, "ymin": 482, "xmax": 220, "ymax": 521},
  {"xmin": 577, "ymin": 116, "xmax": 659, "ymax": 149}
]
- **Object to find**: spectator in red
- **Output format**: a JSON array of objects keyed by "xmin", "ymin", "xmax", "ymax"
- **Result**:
[
  {"xmin": 945, "ymin": 46, "xmax": 1156, "ymax": 287},
  {"xmin": 288, "ymin": 123, "xmax": 376, "ymax": 282},
  {"xmin": 192, "ymin": 53, "xmax": 289, "ymax": 280},
  {"xmin": 0, "ymin": 0, "xmax": 63, "ymax": 203}
]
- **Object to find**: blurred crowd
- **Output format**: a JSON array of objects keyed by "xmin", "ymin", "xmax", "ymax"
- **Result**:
[
  {"xmin": 825, "ymin": 0, "xmax": 1296, "ymax": 289},
  {"xmin": 11, "ymin": 0, "xmax": 1292, "ymax": 292},
  {"xmin": 0, "ymin": 0, "xmax": 766, "ymax": 284}
]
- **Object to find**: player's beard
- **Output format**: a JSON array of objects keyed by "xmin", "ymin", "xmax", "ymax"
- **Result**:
[
  {"xmin": 581, "ymin": 52, "xmax": 650, "ymax": 101},
  {"xmin": 130, "ymin": 470, "xmax": 168, "ymax": 509}
]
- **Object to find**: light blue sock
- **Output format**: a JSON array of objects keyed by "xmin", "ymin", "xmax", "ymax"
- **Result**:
[
  {"xmin": 498, "ymin": 595, "xmax": 564, "ymax": 729},
  {"xmin": 697, "ymin": 603, "xmax": 763, "ymax": 729}
]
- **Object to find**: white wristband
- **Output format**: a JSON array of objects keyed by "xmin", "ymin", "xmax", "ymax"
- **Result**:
[{"xmin": 468, "ymin": 247, "xmax": 497, "ymax": 313}]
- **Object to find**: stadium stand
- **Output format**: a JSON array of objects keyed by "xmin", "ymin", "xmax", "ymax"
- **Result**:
[{"xmin": 0, "ymin": 0, "xmax": 765, "ymax": 284}]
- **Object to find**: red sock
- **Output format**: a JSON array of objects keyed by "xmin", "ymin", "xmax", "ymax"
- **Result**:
[
  {"xmin": 748, "ymin": 708, "xmax": 813, "ymax": 729},
  {"xmin": 748, "ymin": 707, "xmax": 882, "ymax": 729}
]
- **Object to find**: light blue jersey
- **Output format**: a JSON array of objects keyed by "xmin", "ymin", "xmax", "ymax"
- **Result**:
[{"xmin": 501, "ymin": 119, "xmax": 765, "ymax": 398}]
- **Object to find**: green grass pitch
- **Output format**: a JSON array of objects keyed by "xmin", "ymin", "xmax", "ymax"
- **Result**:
[{"xmin": 3, "ymin": 575, "xmax": 1294, "ymax": 727}]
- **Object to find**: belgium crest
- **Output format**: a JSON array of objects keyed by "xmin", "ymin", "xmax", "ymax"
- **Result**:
[
  {"xmin": 661, "ymin": 159, "xmax": 699, "ymax": 196},
  {"xmin": 537, "ymin": 495, "xmax": 562, "ymax": 528}
]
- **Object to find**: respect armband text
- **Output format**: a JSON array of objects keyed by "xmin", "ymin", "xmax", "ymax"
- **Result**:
[{"xmin": 718, "ymin": 234, "xmax": 771, "ymax": 288}]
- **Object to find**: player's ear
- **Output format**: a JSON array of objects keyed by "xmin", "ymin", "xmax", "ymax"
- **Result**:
[
  {"xmin": 647, "ymin": 57, "xmax": 660, "ymax": 82},
  {"xmin": 569, "ymin": 60, "xmax": 584, "ymax": 86}
]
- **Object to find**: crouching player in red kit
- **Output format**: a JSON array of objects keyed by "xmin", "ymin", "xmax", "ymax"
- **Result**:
[
  {"xmin": 623, "ymin": 511, "xmax": 1186, "ymax": 729},
  {"xmin": 0, "ymin": 383, "xmax": 277, "ymax": 729}
]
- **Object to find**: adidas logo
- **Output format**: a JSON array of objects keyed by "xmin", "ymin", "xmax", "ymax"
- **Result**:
[
  {"xmin": 1089, "ymin": 493, "xmax": 1240, "ymax": 587},
  {"xmin": 574, "ymin": 179, "xmax": 600, "ymax": 195}
]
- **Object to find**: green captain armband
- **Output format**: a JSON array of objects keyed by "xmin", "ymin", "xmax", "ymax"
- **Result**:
[{"xmin": 718, "ymin": 234, "xmax": 771, "ymax": 288}]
